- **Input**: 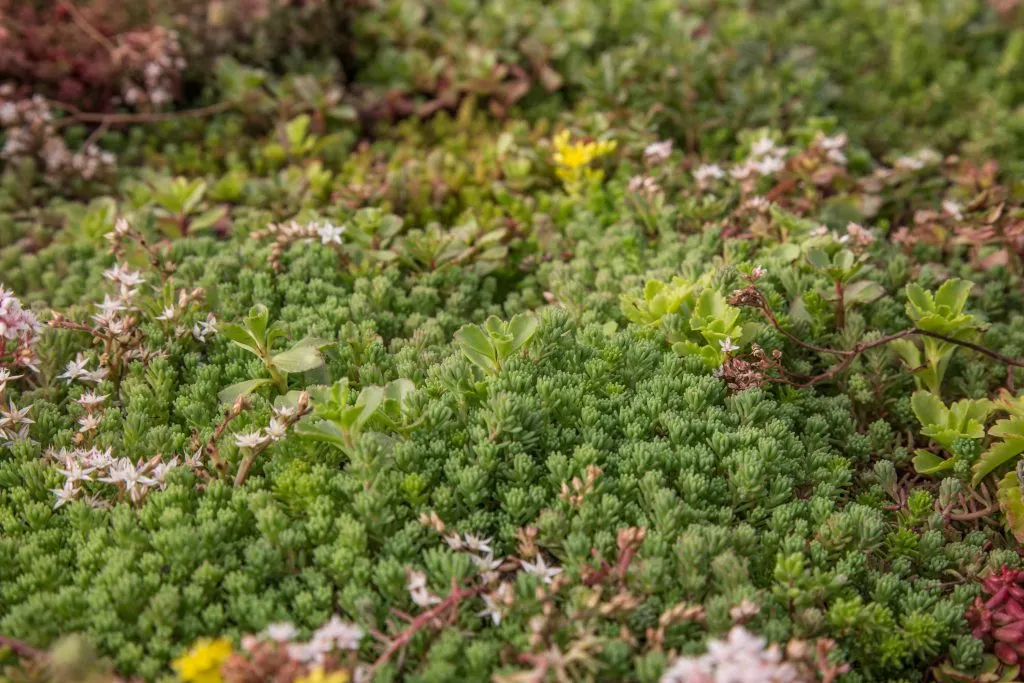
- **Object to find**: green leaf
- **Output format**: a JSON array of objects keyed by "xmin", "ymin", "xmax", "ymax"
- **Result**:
[
  {"xmin": 455, "ymin": 324, "xmax": 498, "ymax": 374},
  {"xmin": 832, "ymin": 249, "xmax": 855, "ymax": 273},
  {"xmin": 912, "ymin": 450, "xmax": 956, "ymax": 475},
  {"xmin": 508, "ymin": 314, "xmax": 539, "ymax": 354},
  {"xmin": 271, "ymin": 345, "xmax": 324, "ymax": 374},
  {"xmin": 189, "ymin": 207, "xmax": 227, "ymax": 232},
  {"xmin": 218, "ymin": 378, "xmax": 273, "ymax": 404},
  {"xmin": 934, "ymin": 278, "xmax": 972, "ymax": 314},
  {"xmin": 997, "ymin": 470, "xmax": 1024, "ymax": 544},
  {"xmin": 845, "ymin": 280, "xmax": 885, "ymax": 305},
  {"xmin": 904, "ymin": 284, "xmax": 933, "ymax": 317},
  {"xmin": 973, "ymin": 438, "xmax": 1024, "ymax": 485},
  {"xmin": 182, "ymin": 180, "xmax": 207, "ymax": 215},
  {"xmin": 219, "ymin": 322, "xmax": 258, "ymax": 348},
  {"xmin": 354, "ymin": 386, "xmax": 385, "ymax": 429},
  {"xmin": 294, "ymin": 420, "xmax": 348, "ymax": 448},
  {"xmin": 911, "ymin": 390, "xmax": 946, "ymax": 430},
  {"xmin": 245, "ymin": 304, "xmax": 270, "ymax": 340},
  {"xmin": 806, "ymin": 248, "xmax": 830, "ymax": 270}
]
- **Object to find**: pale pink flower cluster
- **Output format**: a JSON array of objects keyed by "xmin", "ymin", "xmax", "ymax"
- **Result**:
[
  {"xmin": 693, "ymin": 164, "xmax": 726, "ymax": 187},
  {"xmin": 0, "ymin": 285, "xmax": 41, "ymax": 371},
  {"xmin": 893, "ymin": 148, "xmax": 941, "ymax": 172},
  {"xmin": 661, "ymin": 627, "xmax": 805, "ymax": 683},
  {"xmin": 628, "ymin": 175, "xmax": 662, "ymax": 198},
  {"xmin": 115, "ymin": 26, "xmax": 186, "ymax": 110},
  {"xmin": 0, "ymin": 84, "xmax": 115, "ymax": 182},
  {"xmin": 644, "ymin": 140, "xmax": 673, "ymax": 166},
  {"xmin": 246, "ymin": 616, "xmax": 362, "ymax": 665},
  {"xmin": 815, "ymin": 132, "xmax": 848, "ymax": 166},
  {"xmin": 731, "ymin": 135, "xmax": 788, "ymax": 180},
  {"xmin": 48, "ymin": 446, "xmax": 183, "ymax": 508}
]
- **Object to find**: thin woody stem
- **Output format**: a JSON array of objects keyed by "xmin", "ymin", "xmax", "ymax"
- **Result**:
[
  {"xmin": 740, "ymin": 288, "xmax": 1024, "ymax": 387},
  {"xmin": 49, "ymin": 99, "xmax": 235, "ymax": 128},
  {"xmin": 370, "ymin": 579, "xmax": 483, "ymax": 674}
]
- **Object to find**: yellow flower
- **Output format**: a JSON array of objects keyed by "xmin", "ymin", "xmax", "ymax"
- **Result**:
[
  {"xmin": 295, "ymin": 667, "xmax": 350, "ymax": 683},
  {"xmin": 551, "ymin": 130, "xmax": 617, "ymax": 192},
  {"xmin": 172, "ymin": 637, "xmax": 232, "ymax": 683}
]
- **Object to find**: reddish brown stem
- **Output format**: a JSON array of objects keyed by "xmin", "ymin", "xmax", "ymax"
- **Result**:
[
  {"xmin": 736, "ymin": 286, "xmax": 1024, "ymax": 387},
  {"xmin": 50, "ymin": 99, "xmax": 235, "ymax": 128},
  {"xmin": 369, "ymin": 580, "xmax": 483, "ymax": 674},
  {"xmin": 834, "ymin": 280, "xmax": 845, "ymax": 330}
]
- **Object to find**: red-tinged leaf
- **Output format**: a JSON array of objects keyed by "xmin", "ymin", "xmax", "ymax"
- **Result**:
[
  {"xmin": 995, "ymin": 642, "xmax": 1019, "ymax": 665},
  {"xmin": 993, "ymin": 625, "xmax": 1024, "ymax": 642}
]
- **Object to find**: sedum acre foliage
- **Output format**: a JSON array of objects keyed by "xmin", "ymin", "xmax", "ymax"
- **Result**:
[{"xmin": 1, "ymin": 1, "xmax": 1024, "ymax": 683}]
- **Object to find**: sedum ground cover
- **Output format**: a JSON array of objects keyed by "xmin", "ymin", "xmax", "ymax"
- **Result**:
[{"xmin": 1, "ymin": 0, "xmax": 1024, "ymax": 681}]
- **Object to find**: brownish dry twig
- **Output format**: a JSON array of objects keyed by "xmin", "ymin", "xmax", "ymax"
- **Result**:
[
  {"xmin": 369, "ymin": 578, "xmax": 483, "ymax": 675},
  {"xmin": 729, "ymin": 285, "xmax": 1024, "ymax": 388}
]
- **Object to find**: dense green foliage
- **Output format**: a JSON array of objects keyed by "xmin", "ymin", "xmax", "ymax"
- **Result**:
[{"xmin": 2, "ymin": 1, "xmax": 1024, "ymax": 682}]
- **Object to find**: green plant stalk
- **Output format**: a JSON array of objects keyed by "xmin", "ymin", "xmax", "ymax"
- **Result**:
[{"xmin": 834, "ymin": 280, "xmax": 846, "ymax": 330}]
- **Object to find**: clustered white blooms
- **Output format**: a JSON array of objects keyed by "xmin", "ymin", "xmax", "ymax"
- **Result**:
[
  {"xmin": 47, "ymin": 446, "xmax": 185, "ymax": 508},
  {"xmin": 58, "ymin": 353, "xmax": 109, "ymax": 384},
  {"xmin": 0, "ymin": 84, "xmax": 115, "ymax": 182},
  {"xmin": 0, "ymin": 396, "xmax": 34, "ymax": 448},
  {"xmin": 0, "ymin": 284, "xmax": 41, "ymax": 371},
  {"xmin": 252, "ymin": 219, "xmax": 348, "ymax": 271},
  {"xmin": 519, "ymin": 554, "xmax": 563, "ymax": 584},
  {"xmin": 243, "ymin": 615, "xmax": 364, "ymax": 665},
  {"xmin": 644, "ymin": 140, "xmax": 673, "ymax": 166},
  {"xmin": 232, "ymin": 403, "xmax": 302, "ymax": 452},
  {"xmin": 731, "ymin": 134, "xmax": 788, "ymax": 180},
  {"xmin": 815, "ymin": 132, "xmax": 848, "ymax": 166},
  {"xmin": 660, "ymin": 627, "xmax": 806, "ymax": 683},
  {"xmin": 406, "ymin": 568, "xmax": 442, "ymax": 608},
  {"xmin": 115, "ymin": 26, "xmax": 186, "ymax": 110},
  {"xmin": 693, "ymin": 163, "xmax": 726, "ymax": 187},
  {"xmin": 628, "ymin": 174, "xmax": 662, "ymax": 199},
  {"xmin": 942, "ymin": 199, "xmax": 964, "ymax": 222}
]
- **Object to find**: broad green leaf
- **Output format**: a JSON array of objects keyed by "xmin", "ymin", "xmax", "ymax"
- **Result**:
[
  {"xmin": 997, "ymin": 470, "xmax": 1024, "ymax": 543},
  {"xmin": 891, "ymin": 339, "xmax": 920, "ymax": 368},
  {"xmin": 218, "ymin": 378, "xmax": 272, "ymax": 404},
  {"xmin": 190, "ymin": 207, "xmax": 227, "ymax": 232},
  {"xmin": 455, "ymin": 324, "xmax": 498, "ymax": 373},
  {"xmin": 972, "ymin": 437, "xmax": 1024, "ymax": 485},
  {"xmin": 384, "ymin": 378, "xmax": 415, "ymax": 404},
  {"xmin": 285, "ymin": 115, "xmax": 311, "ymax": 148},
  {"xmin": 904, "ymin": 284, "xmax": 933, "ymax": 317},
  {"xmin": 294, "ymin": 420, "xmax": 348, "ymax": 448},
  {"xmin": 805, "ymin": 248, "xmax": 830, "ymax": 270},
  {"xmin": 245, "ymin": 304, "xmax": 270, "ymax": 340},
  {"xmin": 355, "ymin": 386, "xmax": 385, "ymax": 429},
  {"xmin": 219, "ymin": 322, "xmax": 259, "ymax": 351},
  {"xmin": 508, "ymin": 314, "xmax": 539, "ymax": 353},
  {"xmin": 292, "ymin": 336, "xmax": 335, "ymax": 350},
  {"xmin": 912, "ymin": 450, "xmax": 956, "ymax": 475},
  {"xmin": 832, "ymin": 249, "xmax": 855, "ymax": 273},
  {"xmin": 911, "ymin": 391, "xmax": 946, "ymax": 429},
  {"xmin": 272, "ymin": 345, "xmax": 324, "ymax": 373},
  {"xmin": 845, "ymin": 280, "xmax": 885, "ymax": 305},
  {"xmin": 182, "ymin": 180, "xmax": 207, "ymax": 215},
  {"xmin": 274, "ymin": 390, "xmax": 308, "ymax": 412},
  {"xmin": 934, "ymin": 278, "xmax": 972, "ymax": 314}
]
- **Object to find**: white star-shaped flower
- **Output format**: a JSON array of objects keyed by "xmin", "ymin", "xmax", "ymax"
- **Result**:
[{"xmin": 317, "ymin": 222, "xmax": 345, "ymax": 246}]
